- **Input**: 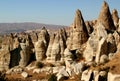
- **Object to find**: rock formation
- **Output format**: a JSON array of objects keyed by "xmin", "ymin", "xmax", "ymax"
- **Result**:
[
  {"xmin": 112, "ymin": 9, "xmax": 119, "ymax": 28},
  {"xmin": 113, "ymin": 31, "xmax": 120, "ymax": 45},
  {"xmin": 85, "ymin": 21, "xmax": 93, "ymax": 34},
  {"xmin": 83, "ymin": 23, "xmax": 108, "ymax": 62},
  {"xmin": 0, "ymin": 45, "xmax": 10, "ymax": 71},
  {"xmin": 19, "ymin": 43, "xmax": 30, "ymax": 67},
  {"xmin": 30, "ymin": 32, "xmax": 38, "ymax": 45},
  {"xmin": 50, "ymin": 32, "xmax": 61, "ymax": 62},
  {"xmin": 97, "ymin": 1, "xmax": 115, "ymax": 30},
  {"xmin": 38, "ymin": 27, "xmax": 50, "ymax": 48},
  {"xmin": 46, "ymin": 33, "xmax": 55, "ymax": 62},
  {"xmin": 107, "ymin": 34, "xmax": 117, "ymax": 54},
  {"xmin": 0, "ymin": 1, "xmax": 120, "ymax": 81},
  {"xmin": 35, "ymin": 40, "xmax": 46, "ymax": 61},
  {"xmin": 71, "ymin": 9, "xmax": 89, "ymax": 50}
]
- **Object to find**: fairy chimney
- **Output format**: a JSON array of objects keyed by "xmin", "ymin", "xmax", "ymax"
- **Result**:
[
  {"xmin": 71, "ymin": 9, "xmax": 89, "ymax": 49},
  {"xmin": 98, "ymin": 1, "xmax": 115, "ymax": 30}
]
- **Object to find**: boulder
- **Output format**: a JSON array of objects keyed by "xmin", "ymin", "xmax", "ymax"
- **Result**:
[
  {"xmin": 100, "ymin": 54, "xmax": 108, "ymax": 64},
  {"xmin": 56, "ymin": 66, "xmax": 69, "ymax": 81},
  {"xmin": 21, "ymin": 72, "xmax": 28, "ymax": 78},
  {"xmin": 108, "ymin": 53, "xmax": 114, "ymax": 60},
  {"xmin": 33, "ymin": 68, "xmax": 41, "ymax": 74},
  {"xmin": 81, "ymin": 70, "xmax": 93, "ymax": 81},
  {"xmin": 72, "ymin": 61, "xmax": 85, "ymax": 75}
]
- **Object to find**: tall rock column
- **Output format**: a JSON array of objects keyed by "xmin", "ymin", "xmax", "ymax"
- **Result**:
[
  {"xmin": 50, "ymin": 33, "xmax": 61, "ymax": 62},
  {"xmin": 71, "ymin": 9, "xmax": 89, "ymax": 50},
  {"xmin": 0, "ymin": 45, "xmax": 10, "ymax": 71},
  {"xmin": 35, "ymin": 40, "xmax": 46, "ymax": 62},
  {"xmin": 46, "ymin": 34, "xmax": 55, "ymax": 62},
  {"xmin": 19, "ymin": 43, "xmax": 28, "ymax": 67},
  {"xmin": 112, "ymin": 9, "xmax": 119, "ymax": 28},
  {"xmin": 97, "ymin": 1, "xmax": 115, "ymax": 30}
]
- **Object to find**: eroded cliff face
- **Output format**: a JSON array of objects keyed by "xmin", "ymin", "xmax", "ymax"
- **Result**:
[{"xmin": 0, "ymin": 1, "xmax": 120, "ymax": 81}]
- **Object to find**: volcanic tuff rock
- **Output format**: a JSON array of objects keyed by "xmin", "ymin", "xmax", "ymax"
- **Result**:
[
  {"xmin": 85, "ymin": 21, "xmax": 93, "ymax": 35},
  {"xmin": 83, "ymin": 23, "xmax": 108, "ymax": 62},
  {"xmin": 97, "ymin": 1, "xmax": 115, "ymax": 30},
  {"xmin": 29, "ymin": 32, "xmax": 38, "ymax": 45},
  {"xmin": 71, "ymin": 9, "xmax": 89, "ymax": 50},
  {"xmin": 113, "ymin": 31, "xmax": 120, "ymax": 45},
  {"xmin": 0, "ymin": 1, "xmax": 120, "ymax": 81},
  {"xmin": 112, "ymin": 9, "xmax": 119, "ymax": 28},
  {"xmin": 46, "ymin": 34, "xmax": 55, "ymax": 62},
  {"xmin": 19, "ymin": 43, "xmax": 30, "ymax": 67},
  {"xmin": 0, "ymin": 45, "xmax": 10, "ymax": 71},
  {"xmin": 35, "ymin": 40, "xmax": 46, "ymax": 61},
  {"xmin": 107, "ymin": 34, "xmax": 117, "ymax": 54},
  {"xmin": 38, "ymin": 27, "xmax": 49, "ymax": 48}
]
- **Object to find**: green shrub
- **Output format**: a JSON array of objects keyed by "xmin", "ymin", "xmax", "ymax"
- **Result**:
[
  {"xmin": 36, "ymin": 62, "xmax": 44, "ymax": 68},
  {"xmin": 48, "ymin": 74, "xmax": 57, "ymax": 81}
]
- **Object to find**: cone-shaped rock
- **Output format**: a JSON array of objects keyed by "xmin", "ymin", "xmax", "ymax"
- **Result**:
[
  {"xmin": 72, "ymin": 9, "xmax": 89, "ymax": 49},
  {"xmin": 85, "ymin": 21, "xmax": 93, "ymax": 34},
  {"xmin": 98, "ymin": 1, "xmax": 115, "ymax": 30},
  {"xmin": 50, "ymin": 33, "xmax": 60, "ymax": 62},
  {"xmin": 46, "ymin": 34, "xmax": 55, "ymax": 62},
  {"xmin": 112, "ymin": 9, "xmax": 119, "ymax": 27},
  {"xmin": 38, "ymin": 27, "xmax": 50, "ymax": 48},
  {"xmin": 35, "ymin": 40, "xmax": 46, "ymax": 61}
]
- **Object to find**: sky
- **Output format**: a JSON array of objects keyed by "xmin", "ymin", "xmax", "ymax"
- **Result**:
[{"xmin": 0, "ymin": 0, "xmax": 120, "ymax": 26}]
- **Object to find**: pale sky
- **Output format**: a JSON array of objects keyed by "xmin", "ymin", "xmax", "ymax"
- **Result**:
[{"xmin": 0, "ymin": 0, "xmax": 119, "ymax": 25}]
